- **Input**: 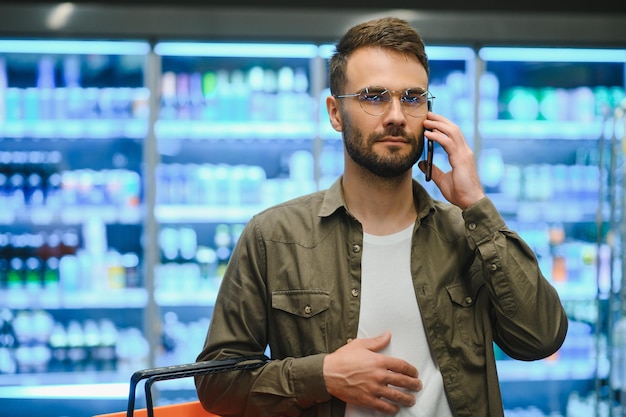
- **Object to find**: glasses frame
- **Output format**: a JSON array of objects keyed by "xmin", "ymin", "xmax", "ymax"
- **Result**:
[{"xmin": 334, "ymin": 86, "xmax": 435, "ymax": 117}]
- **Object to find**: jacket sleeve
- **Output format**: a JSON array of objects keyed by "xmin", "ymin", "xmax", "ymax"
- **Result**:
[
  {"xmin": 194, "ymin": 217, "xmax": 332, "ymax": 417},
  {"xmin": 463, "ymin": 197, "xmax": 569, "ymax": 360}
]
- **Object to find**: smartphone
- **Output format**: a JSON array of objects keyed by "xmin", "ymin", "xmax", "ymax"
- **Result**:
[
  {"xmin": 425, "ymin": 100, "xmax": 433, "ymax": 182},
  {"xmin": 425, "ymin": 138, "xmax": 433, "ymax": 182}
]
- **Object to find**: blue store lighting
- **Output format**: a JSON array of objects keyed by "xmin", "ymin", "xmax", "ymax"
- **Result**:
[
  {"xmin": 0, "ymin": 40, "xmax": 150, "ymax": 55},
  {"xmin": 154, "ymin": 42, "xmax": 319, "ymax": 58},
  {"xmin": 479, "ymin": 47, "xmax": 626, "ymax": 63},
  {"xmin": 318, "ymin": 44, "xmax": 335, "ymax": 59},
  {"xmin": 0, "ymin": 383, "xmax": 128, "ymax": 399},
  {"xmin": 426, "ymin": 46, "xmax": 475, "ymax": 61}
]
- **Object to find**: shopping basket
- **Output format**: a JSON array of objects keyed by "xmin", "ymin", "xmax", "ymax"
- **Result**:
[{"xmin": 93, "ymin": 355, "xmax": 269, "ymax": 417}]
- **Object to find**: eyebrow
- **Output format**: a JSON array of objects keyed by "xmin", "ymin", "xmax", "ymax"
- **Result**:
[{"xmin": 360, "ymin": 86, "xmax": 428, "ymax": 93}]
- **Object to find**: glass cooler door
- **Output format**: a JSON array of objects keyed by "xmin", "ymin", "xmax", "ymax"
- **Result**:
[
  {"xmin": 0, "ymin": 39, "xmax": 151, "ymax": 417},
  {"xmin": 477, "ymin": 46, "xmax": 626, "ymax": 416},
  {"xmin": 150, "ymin": 41, "xmax": 320, "ymax": 404}
]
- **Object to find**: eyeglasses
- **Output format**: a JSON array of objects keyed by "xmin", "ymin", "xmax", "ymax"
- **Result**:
[{"xmin": 334, "ymin": 86, "xmax": 435, "ymax": 117}]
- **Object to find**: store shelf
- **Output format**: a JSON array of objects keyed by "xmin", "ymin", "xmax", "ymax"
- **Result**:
[
  {"xmin": 155, "ymin": 120, "xmax": 317, "ymax": 141},
  {"xmin": 0, "ymin": 205, "xmax": 142, "ymax": 225},
  {"xmin": 0, "ymin": 288, "xmax": 148, "ymax": 310},
  {"xmin": 0, "ymin": 118, "xmax": 148, "ymax": 140},
  {"xmin": 479, "ymin": 119, "xmax": 608, "ymax": 140},
  {"xmin": 155, "ymin": 288, "xmax": 219, "ymax": 307},
  {"xmin": 0, "ymin": 370, "xmax": 130, "ymax": 389},
  {"xmin": 155, "ymin": 204, "xmax": 268, "ymax": 223},
  {"xmin": 488, "ymin": 194, "xmax": 607, "ymax": 223},
  {"xmin": 497, "ymin": 358, "xmax": 598, "ymax": 382}
]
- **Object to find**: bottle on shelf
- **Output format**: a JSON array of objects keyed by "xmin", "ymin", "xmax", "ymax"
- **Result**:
[
  {"xmin": 65, "ymin": 319, "xmax": 87, "ymax": 371},
  {"xmin": 0, "ymin": 308, "xmax": 17, "ymax": 374},
  {"xmin": 611, "ymin": 314, "xmax": 626, "ymax": 392},
  {"xmin": 48, "ymin": 321, "xmax": 68, "ymax": 372},
  {"xmin": 0, "ymin": 57, "xmax": 6, "ymax": 123},
  {"xmin": 97, "ymin": 318, "xmax": 119, "ymax": 371}
]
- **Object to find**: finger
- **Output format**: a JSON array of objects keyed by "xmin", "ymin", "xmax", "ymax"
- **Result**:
[
  {"xmin": 417, "ymin": 160, "xmax": 427, "ymax": 175},
  {"xmin": 385, "ymin": 357, "xmax": 418, "ymax": 376},
  {"xmin": 426, "ymin": 111, "xmax": 452, "ymax": 125},
  {"xmin": 418, "ymin": 160, "xmax": 443, "ymax": 183},
  {"xmin": 369, "ymin": 397, "xmax": 401, "ymax": 415},
  {"xmin": 381, "ymin": 370, "xmax": 422, "ymax": 391},
  {"xmin": 424, "ymin": 115, "xmax": 462, "ymax": 145},
  {"xmin": 424, "ymin": 126, "xmax": 453, "ymax": 152},
  {"xmin": 380, "ymin": 385, "xmax": 418, "ymax": 407},
  {"xmin": 353, "ymin": 331, "xmax": 392, "ymax": 352}
]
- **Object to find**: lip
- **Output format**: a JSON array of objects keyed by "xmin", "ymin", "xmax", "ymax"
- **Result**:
[{"xmin": 378, "ymin": 136, "xmax": 409, "ymax": 143}]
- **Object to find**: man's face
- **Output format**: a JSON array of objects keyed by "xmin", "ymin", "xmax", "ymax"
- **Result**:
[
  {"xmin": 341, "ymin": 107, "xmax": 424, "ymax": 178},
  {"xmin": 327, "ymin": 46, "xmax": 429, "ymax": 178}
]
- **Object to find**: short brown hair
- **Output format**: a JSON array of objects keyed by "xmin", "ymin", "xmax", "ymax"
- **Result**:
[{"xmin": 328, "ymin": 17, "xmax": 429, "ymax": 95}]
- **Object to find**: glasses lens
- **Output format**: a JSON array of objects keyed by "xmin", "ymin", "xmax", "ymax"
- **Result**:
[
  {"xmin": 402, "ymin": 90, "xmax": 430, "ymax": 117},
  {"xmin": 358, "ymin": 88, "xmax": 391, "ymax": 115},
  {"xmin": 355, "ymin": 87, "xmax": 433, "ymax": 117}
]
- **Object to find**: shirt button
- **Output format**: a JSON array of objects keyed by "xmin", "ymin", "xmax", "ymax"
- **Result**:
[
  {"xmin": 347, "ymin": 338, "xmax": 354, "ymax": 344},
  {"xmin": 352, "ymin": 244, "xmax": 361, "ymax": 253},
  {"xmin": 304, "ymin": 305, "xmax": 312, "ymax": 315},
  {"xmin": 490, "ymin": 263, "xmax": 498, "ymax": 271},
  {"xmin": 465, "ymin": 296, "xmax": 473, "ymax": 305},
  {"xmin": 351, "ymin": 288, "xmax": 359, "ymax": 297},
  {"xmin": 468, "ymin": 223, "xmax": 476, "ymax": 231}
]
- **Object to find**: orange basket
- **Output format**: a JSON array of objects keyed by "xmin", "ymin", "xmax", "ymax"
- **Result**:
[
  {"xmin": 94, "ymin": 400, "xmax": 212, "ymax": 417},
  {"xmin": 93, "ymin": 356, "xmax": 268, "ymax": 417}
]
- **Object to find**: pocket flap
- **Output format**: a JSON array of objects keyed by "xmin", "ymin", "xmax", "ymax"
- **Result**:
[
  {"xmin": 272, "ymin": 290, "xmax": 330, "ymax": 318},
  {"xmin": 445, "ymin": 283, "xmax": 480, "ymax": 307}
]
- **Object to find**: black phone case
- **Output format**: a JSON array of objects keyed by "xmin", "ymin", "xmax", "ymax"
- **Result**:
[{"xmin": 425, "ymin": 100, "xmax": 433, "ymax": 181}]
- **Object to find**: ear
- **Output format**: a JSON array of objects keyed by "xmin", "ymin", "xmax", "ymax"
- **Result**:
[{"xmin": 326, "ymin": 95, "xmax": 343, "ymax": 132}]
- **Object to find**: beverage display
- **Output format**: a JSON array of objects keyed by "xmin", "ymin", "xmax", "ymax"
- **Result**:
[
  {"xmin": 478, "ymin": 46, "xmax": 626, "ymax": 415},
  {"xmin": 0, "ymin": 40, "xmax": 150, "ymax": 404},
  {"xmin": 1, "ymin": 308, "xmax": 137, "ymax": 374},
  {"xmin": 154, "ymin": 42, "xmax": 319, "ymax": 141},
  {"xmin": 151, "ymin": 44, "xmax": 323, "ymax": 377}
]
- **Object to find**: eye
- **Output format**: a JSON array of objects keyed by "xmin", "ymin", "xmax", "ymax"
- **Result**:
[
  {"xmin": 360, "ymin": 88, "xmax": 389, "ymax": 104},
  {"xmin": 402, "ymin": 90, "xmax": 427, "ymax": 106}
]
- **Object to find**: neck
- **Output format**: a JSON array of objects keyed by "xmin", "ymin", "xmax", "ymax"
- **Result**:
[{"xmin": 342, "ymin": 169, "xmax": 417, "ymax": 236}]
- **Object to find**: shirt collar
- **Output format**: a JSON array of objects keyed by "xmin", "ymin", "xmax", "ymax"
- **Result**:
[
  {"xmin": 318, "ymin": 176, "xmax": 347, "ymax": 218},
  {"xmin": 318, "ymin": 175, "xmax": 436, "ymax": 221}
]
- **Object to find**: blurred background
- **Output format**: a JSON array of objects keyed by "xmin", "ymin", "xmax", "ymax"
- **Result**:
[{"xmin": 0, "ymin": 1, "xmax": 625, "ymax": 416}]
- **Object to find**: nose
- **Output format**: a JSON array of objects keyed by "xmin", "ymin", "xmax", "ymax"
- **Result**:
[{"xmin": 383, "ymin": 94, "xmax": 407, "ymax": 126}]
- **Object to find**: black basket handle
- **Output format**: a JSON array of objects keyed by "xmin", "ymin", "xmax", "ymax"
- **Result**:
[{"xmin": 126, "ymin": 355, "xmax": 270, "ymax": 417}]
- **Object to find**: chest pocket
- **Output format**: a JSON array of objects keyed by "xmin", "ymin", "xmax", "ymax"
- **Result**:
[
  {"xmin": 446, "ymin": 283, "xmax": 479, "ymax": 308},
  {"xmin": 272, "ymin": 290, "xmax": 330, "ymax": 318},
  {"xmin": 445, "ymin": 282, "xmax": 485, "ymax": 351},
  {"xmin": 271, "ymin": 290, "xmax": 331, "ymax": 356}
]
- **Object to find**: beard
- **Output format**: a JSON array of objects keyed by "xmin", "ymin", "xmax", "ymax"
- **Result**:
[{"xmin": 342, "ymin": 113, "xmax": 424, "ymax": 178}]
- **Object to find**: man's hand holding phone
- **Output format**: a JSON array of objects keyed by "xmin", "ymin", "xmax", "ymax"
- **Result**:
[{"xmin": 419, "ymin": 111, "xmax": 486, "ymax": 210}]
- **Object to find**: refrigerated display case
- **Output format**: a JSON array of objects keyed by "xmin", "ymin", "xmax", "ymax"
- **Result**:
[
  {"xmin": 0, "ymin": 39, "xmax": 151, "ymax": 417},
  {"xmin": 476, "ymin": 46, "xmax": 626, "ymax": 416},
  {"xmin": 148, "ymin": 41, "xmax": 323, "ymax": 403}
]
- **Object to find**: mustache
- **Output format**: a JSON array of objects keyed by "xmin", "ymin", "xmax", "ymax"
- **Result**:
[{"xmin": 370, "ymin": 125, "xmax": 414, "ymax": 143}]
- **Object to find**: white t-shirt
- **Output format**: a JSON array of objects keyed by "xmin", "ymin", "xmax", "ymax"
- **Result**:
[{"xmin": 344, "ymin": 224, "xmax": 454, "ymax": 417}]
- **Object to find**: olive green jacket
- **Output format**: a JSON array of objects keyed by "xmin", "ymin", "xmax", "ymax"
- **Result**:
[{"xmin": 195, "ymin": 177, "xmax": 568, "ymax": 417}]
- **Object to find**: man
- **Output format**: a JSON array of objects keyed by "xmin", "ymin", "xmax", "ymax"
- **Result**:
[{"xmin": 195, "ymin": 16, "xmax": 568, "ymax": 417}]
